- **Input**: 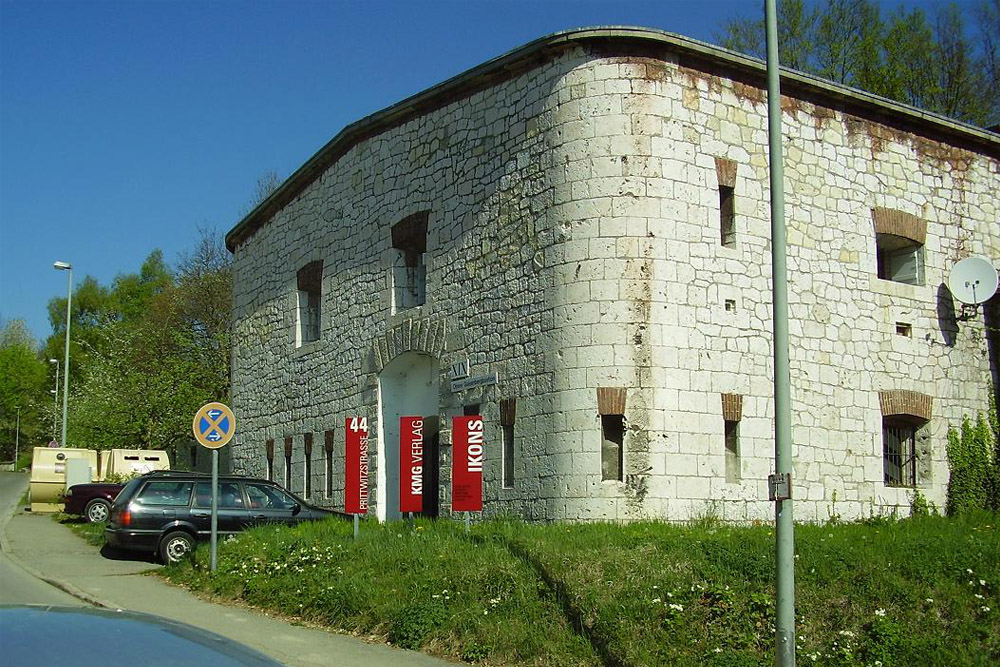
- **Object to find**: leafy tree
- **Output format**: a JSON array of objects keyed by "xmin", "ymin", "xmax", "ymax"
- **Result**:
[
  {"xmin": 0, "ymin": 319, "xmax": 47, "ymax": 458},
  {"xmin": 718, "ymin": 0, "xmax": 999, "ymax": 126},
  {"xmin": 64, "ymin": 231, "xmax": 232, "ymax": 453},
  {"xmin": 42, "ymin": 275, "xmax": 114, "ymax": 387}
]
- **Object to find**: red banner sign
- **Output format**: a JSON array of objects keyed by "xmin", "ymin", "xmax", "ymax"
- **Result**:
[
  {"xmin": 452, "ymin": 415, "xmax": 484, "ymax": 512},
  {"xmin": 399, "ymin": 416, "xmax": 424, "ymax": 513},
  {"xmin": 345, "ymin": 417, "xmax": 369, "ymax": 514}
]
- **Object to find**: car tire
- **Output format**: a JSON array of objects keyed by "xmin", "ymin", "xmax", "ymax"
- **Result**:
[
  {"xmin": 159, "ymin": 531, "xmax": 195, "ymax": 564},
  {"xmin": 85, "ymin": 499, "xmax": 111, "ymax": 523}
]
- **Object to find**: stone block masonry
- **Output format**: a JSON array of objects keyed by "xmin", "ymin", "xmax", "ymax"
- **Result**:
[{"xmin": 226, "ymin": 28, "xmax": 1000, "ymax": 523}]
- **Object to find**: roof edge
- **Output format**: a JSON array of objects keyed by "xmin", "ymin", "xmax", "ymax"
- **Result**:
[{"xmin": 226, "ymin": 26, "xmax": 1000, "ymax": 252}]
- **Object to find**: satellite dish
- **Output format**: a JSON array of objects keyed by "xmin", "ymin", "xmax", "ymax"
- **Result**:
[{"xmin": 948, "ymin": 256, "xmax": 998, "ymax": 305}]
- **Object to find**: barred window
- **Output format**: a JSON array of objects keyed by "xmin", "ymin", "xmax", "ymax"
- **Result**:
[{"xmin": 883, "ymin": 421, "xmax": 917, "ymax": 487}]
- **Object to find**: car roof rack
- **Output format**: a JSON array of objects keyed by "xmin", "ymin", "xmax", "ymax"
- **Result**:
[{"xmin": 144, "ymin": 470, "xmax": 212, "ymax": 477}]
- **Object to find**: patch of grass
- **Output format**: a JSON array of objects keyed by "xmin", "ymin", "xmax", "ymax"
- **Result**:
[
  {"xmin": 54, "ymin": 513, "xmax": 107, "ymax": 547},
  {"xmin": 159, "ymin": 513, "xmax": 1000, "ymax": 666},
  {"xmin": 164, "ymin": 517, "xmax": 597, "ymax": 665}
]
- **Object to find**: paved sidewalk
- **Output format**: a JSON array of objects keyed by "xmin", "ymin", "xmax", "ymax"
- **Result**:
[{"xmin": 2, "ymin": 498, "xmax": 450, "ymax": 667}]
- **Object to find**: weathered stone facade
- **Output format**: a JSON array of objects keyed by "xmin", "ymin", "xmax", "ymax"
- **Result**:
[{"xmin": 226, "ymin": 28, "xmax": 1000, "ymax": 523}]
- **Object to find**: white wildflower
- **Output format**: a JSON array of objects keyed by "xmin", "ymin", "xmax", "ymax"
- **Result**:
[{"xmin": 875, "ymin": 608, "xmax": 886, "ymax": 617}]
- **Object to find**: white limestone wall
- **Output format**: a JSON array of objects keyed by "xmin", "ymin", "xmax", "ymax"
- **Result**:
[
  {"xmin": 229, "ymin": 41, "xmax": 999, "ymax": 523},
  {"xmin": 538, "ymin": 50, "xmax": 999, "ymax": 522}
]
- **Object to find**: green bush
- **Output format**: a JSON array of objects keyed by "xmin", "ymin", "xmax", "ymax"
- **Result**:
[{"xmin": 947, "ymin": 414, "xmax": 997, "ymax": 516}]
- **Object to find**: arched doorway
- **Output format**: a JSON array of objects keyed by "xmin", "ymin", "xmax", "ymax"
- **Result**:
[{"xmin": 376, "ymin": 352, "xmax": 440, "ymax": 521}]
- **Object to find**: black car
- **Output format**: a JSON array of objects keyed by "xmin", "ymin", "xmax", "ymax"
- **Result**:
[{"xmin": 105, "ymin": 471, "xmax": 341, "ymax": 563}]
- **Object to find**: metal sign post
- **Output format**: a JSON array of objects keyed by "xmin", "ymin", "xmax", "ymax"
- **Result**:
[
  {"xmin": 452, "ymin": 415, "xmax": 484, "ymax": 534},
  {"xmin": 192, "ymin": 401, "xmax": 237, "ymax": 573},
  {"xmin": 345, "ymin": 417, "xmax": 369, "ymax": 540}
]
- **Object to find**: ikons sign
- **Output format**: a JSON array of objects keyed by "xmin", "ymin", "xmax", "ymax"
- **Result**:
[{"xmin": 452, "ymin": 415, "xmax": 483, "ymax": 512}]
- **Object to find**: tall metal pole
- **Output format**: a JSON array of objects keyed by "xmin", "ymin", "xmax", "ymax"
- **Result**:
[
  {"xmin": 54, "ymin": 262, "xmax": 72, "ymax": 447},
  {"xmin": 50, "ymin": 359, "xmax": 59, "ymax": 440},
  {"xmin": 765, "ymin": 1, "xmax": 796, "ymax": 665},
  {"xmin": 211, "ymin": 449, "xmax": 218, "ymax": 572},
  {"xmin": 14, "ymin": 406, "xmax": 20, "ymax": 467}
]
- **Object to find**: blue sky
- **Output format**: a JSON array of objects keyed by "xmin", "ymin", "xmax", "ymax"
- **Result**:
[{"xmin": 0, "ymin": 0, "xmax": 974, "ymax": 344}]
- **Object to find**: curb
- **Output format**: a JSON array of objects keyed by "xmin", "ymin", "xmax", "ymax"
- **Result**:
[
  {"xmin": 3, "ymin": 546, "xmax": 113, "ymax": 609},
  {"xmin": 0, "ymin": 474, "xmax": 112, "ymax": 609}
]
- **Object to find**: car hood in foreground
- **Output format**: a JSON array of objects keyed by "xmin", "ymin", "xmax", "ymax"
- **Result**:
[{"xmin": 0, "ymin": 605, "xmax": 283, "ymax": 666}]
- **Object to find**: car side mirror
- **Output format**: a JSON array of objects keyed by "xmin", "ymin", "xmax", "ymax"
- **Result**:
[{"xmin": 291, "ymin": 503, "xmax": 301, "ymax": 515}]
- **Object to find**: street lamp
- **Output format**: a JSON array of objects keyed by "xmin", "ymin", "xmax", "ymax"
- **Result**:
[
  {"xmin": 54, "ymin": 261, "xmax": 72, "ymax": 447},
  {"xmin": 49, "ymin": 358, "xmax": 59, "ymax": 440},
  {"xmin": 14, "ymin": 405, "xmax": 20, "ymax": 468}
]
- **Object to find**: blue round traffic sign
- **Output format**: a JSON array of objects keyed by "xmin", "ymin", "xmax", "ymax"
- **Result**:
[{"xmin": 192, "ymin": 402, "xmax": 236, "ymax": 448}]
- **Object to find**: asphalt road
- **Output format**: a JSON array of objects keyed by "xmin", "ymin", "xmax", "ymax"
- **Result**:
[
  {"xmin": 0, "ymin": 471, "xmax": 451, "ymax": 666},
  {"xmin": 0, "ymin": 472, "xmax": 82, "ymax": 605}
]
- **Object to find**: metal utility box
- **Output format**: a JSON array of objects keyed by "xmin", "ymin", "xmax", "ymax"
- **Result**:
[
  {"xmin": 29, "ymin": 447, "xmax": 98, "ymax": 512},
  {"xmin": 99, "ymin": 449, "xmax": 171, "ymax": 480}
]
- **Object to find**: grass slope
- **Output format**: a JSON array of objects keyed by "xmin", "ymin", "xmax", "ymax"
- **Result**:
[{"xmin": 156, "ymin": 513, "xmax": 999, "ymax": 666}]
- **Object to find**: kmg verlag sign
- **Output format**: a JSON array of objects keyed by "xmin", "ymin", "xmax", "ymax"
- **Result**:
[
  {"xmin": 452, "ymin": 415, "xmax": 484, "ymax": 512},
  {"xmin": 345, "ymin": 417, "xmax": 369, "ymax": 514},
  {"xmin": 399, "ymin": 416, "xmax": 424, "ymax": 513}
]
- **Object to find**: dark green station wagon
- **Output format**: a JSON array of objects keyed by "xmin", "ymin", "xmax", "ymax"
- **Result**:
[{"xmin": 105, "ymin": 471, "xmax": 342, "ymax": 563}]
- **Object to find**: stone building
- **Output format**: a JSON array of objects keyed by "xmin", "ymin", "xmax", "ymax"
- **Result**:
[{"xmin": 225, "ymin": 27, "xmax": 1000, "ymax": 523}]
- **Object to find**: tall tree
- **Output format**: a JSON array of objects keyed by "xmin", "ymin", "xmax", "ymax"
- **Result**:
[
  {"xmin": 65, "ymin": 233, "xmax": 232, "ymax": 451},
  {"xmin": 977, "ymin": 0, "xmax": 1000, "ymax": 123},
  {"xmin": 717, "ymin": 0, "xmax": 998, "ymax": 127},
  {"xmin": 0, "ymin": 319, "xmax": 46, "ymax": 458}
]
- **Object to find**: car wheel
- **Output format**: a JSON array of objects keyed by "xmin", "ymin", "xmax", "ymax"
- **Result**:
[
  {"xmin": 159, "ymin": 531, "xmax": 195, "ymax": 564},
  {"xmin": 85, "ymin": 499, "xmax": 111, "ymax": 523}
]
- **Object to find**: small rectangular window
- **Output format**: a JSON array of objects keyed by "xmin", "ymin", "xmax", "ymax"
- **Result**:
[
  {"xmin": 724, "ymin": 419, "xmax": 740, "ymax": 482},
  {"xmin": 265, "ymin": 439, "xmax": 274, "ymax": 482},
  {"xmin": 285, "ymin": 454, "xmax": 292, "ymax": 491},
  {"xmin": 876, "ymin": 234, "xmax": 923, "ymax": 285},
  {"xmin": 883, "ymin": 421, "xmax": 917, "ymax": 487},
  {"xmin": 391, "ymin": 212, "xmax": 429, "ymax": 312},
  {"xmin": 463, "ymin": 404, "xmax": 480, "ymax": 416},
  {"xmin": 720, "ymin": 185, "xmax": 736, "ymax": 247},
  {"xmin": 304, "ymin": 450, "xmax": 312, "ymax": 498},
  {"xmin": 502, "ymin": 424, "xmax": 514, "ymax": 488},
  {"xmin": 500, "ymin": 398, "xmax": 517, "ymax": 489},
  {"xmin": 325, "ymin": 430, "xmax": 334, "ymax": 499},
  {"xmin": 296, "ymin": 261, "xmax": 323, "ymax": 346},
  {"xmin": 895, "ymin": 322, "xmax": 912, "ymax": 337},
  {"xmin": 601, "ymin": 415, "xmax": 624, "ymax": 482}
]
